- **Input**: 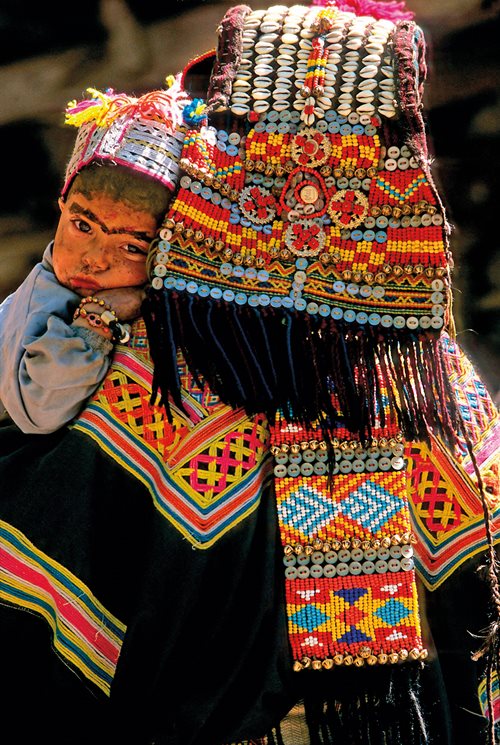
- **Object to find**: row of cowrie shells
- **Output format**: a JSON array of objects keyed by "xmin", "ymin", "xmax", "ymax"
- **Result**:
[
  {"xmin": 230, "ymin": 8, "xmax": 397, "ymax": 119},
  {"xmin": 310, "ymin": 16, "xmax": 397, "ymax": 119},
  {"xmin": 232, "ymin": 5, "xmax": 312, "ymax": 116}
]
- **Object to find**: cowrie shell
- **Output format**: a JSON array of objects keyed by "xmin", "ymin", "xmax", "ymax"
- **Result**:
[
  {"xmin": 255, "ymin": 54, "xmax": 274, "ymax": 65},
  {"xmin": 252, "ymin": 88, "xmax": 272, "ymax": 100},
  {"xmin": 282, "ymin": 32, "xmax": 299, "ymax": 44},
  {"xmin": 342, "ymin": 71, "xmax": 356, "ymax": 81},
  {"xmin": 363, "ymin": 54, "xmax": 381, "ymax": 64},
  {"xmin": 346, "ymin": 38, "xmax": 363, "ymax": 50},
  {"xmin": 254, "ymin": 76, "xmax": 273, "ymax": 87},
  {"xmin": 339, "ymin": 93, "xmax": 353, "ymax": 104},
  {"xmin": 340, "ymin": 83, "xmax": 354, "ymax": 93},
  {"xmin": 277, "ymin": 66, "xmax": 295, "ymax": 77},
  {"xmin": 255, "ymin": 41, "xmax": 274, "ymax": 54},
  {"xmin": 231, "ymin": 104, "xmax": 250, "ymax": 116},
  {"xmin": 273, "ymin": 101, "xmax": 289, "ymax": 111},
  {"xmin": 232, "ymin": 93, "xmax": 251, "ymax": 103},
  {"xmin": 359, "ymin": 65, "xmax": 378, "ymax": 78},
  {"xmin": 293, "ymin": 99, "xmax": 305, "ymax": 110},
  {"xmin": 297, "ymin": 50, "xmax": 310, "ymax": 60},
  {"xmin": 356, "ymin": 90, "xmax": 374, "ymax": 102},
  {"xmin": 381, "ymin": 65, "xmax": 394, "ymax": 77},
  {"xmin": 233, "ymin": 80, "xmax": 251, "ymax": 91},
  {"xmin": 343, "ymin": 62, "xmax": 359, "ymax": 72},
  {"xmin": 273, "ymin": 90, "xmax": 291, "ymax": 100},
  {"xmin": 260, "ymin": 33, "xmax": 279, "ymax": 44},
  {"xmin": 357, "ymin": 103, "xmax": 375, "ymax": 114},
  {"xmin": 379, "ymin": 104, "xmax": 396, "ymax": 117},
  {"xmin": 277, "ymin": 54, "xmax": 294, "ymax": 64},
  {"xmin": 236, "ymin": 70, "xmax": 252, "ymax": 80},
  {"xmin": 275, "ymin": 77, "xmax": 292, "ymax": 88},
  {"xmin": 261, "ymin": 22, "xmax": 280, "ymax": 33},
  {"xmin": 254, "ymin": 64, "xmax": 274, "ymax": 76},
  {"xmin": 358, "ymin": 78, "xmax": 377, "ymax": 90},
  {"xmin": 338, "ymin": 104, "xmax": 352, "ymax": 116},
  {"xmin": 299, "ymin": 39, "xmax": 313, "ymax": 50},
  {"xmin": 366, "ymin": 42, "xmax": 384, "ymax": 54},
  {"xmin": 379, "ymin": 78, "xmax": 395, "ymax": 90},
  {"xmin": 254, "ymin": 100, "xmax": 270, "ymax": 112}
]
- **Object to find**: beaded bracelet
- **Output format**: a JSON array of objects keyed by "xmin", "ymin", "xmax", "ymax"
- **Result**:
[{"xmin": 73, "ymin": 296, "xmax": 131, "ymax": 344}]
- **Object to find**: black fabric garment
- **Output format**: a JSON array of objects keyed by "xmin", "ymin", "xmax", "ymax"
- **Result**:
[{"xmin": 0, "ymin": 421, "xmax": 492, "ymax": 745}]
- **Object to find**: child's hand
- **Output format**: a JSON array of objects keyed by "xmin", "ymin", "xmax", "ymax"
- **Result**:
[{"xmin": 93, "ymin": 287, "xmax": 146, "ymax": 322}]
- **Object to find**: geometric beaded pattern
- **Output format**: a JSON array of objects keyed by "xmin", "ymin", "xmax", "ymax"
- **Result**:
[
  {"xmin": 151, "ymin": 6, "xmax": 450, "ymax": 335},
  {"xmin": 286, "ymin": 571, "xmax": 423, "ymax": 669},
  {"xmin": 276, "ymin": 471, "xmax": 411, "ymax": 546},
  {"xmin": 72, "ymin": 327, "xmax": 271, "ymax": 548},
  {"xmin": 271, "ymin": 412, "xmax": 425, "ymax": 670}
]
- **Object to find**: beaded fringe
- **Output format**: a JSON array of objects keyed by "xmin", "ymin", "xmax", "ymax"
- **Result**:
[{"xmin": 143, "ymin": 289, "xmax": 460, "ymax": 448}]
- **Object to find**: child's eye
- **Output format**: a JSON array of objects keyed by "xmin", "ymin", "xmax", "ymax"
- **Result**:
[
  {"xmin": 122, "ymin": 244, "xmax": 148, "ymax": 258},
  {"xmin": 73, "ymin": 218, "xmax": 92, "ymax": 234}
]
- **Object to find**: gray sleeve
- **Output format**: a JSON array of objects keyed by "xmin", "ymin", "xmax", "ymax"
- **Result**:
[{"xmin": 0, "ymin": 247, "xmax": 114, "ymax": 434}]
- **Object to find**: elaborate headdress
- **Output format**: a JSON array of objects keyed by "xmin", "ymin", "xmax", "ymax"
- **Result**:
[
  {"xmin": 143, "ymin": 2, "xmax": 456, "ymax": 449},
  {"xmin": 62, "ymin": 76, "xmax": 189, "ymax": 196}
]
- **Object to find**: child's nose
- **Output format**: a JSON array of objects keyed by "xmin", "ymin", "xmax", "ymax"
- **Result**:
[{"xmin": 82, "ymin": 240, "xmax": 110, "ymax": 271}]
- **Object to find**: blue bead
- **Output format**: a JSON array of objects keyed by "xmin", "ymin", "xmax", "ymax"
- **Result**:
[
  {"xmin": 240, "ymin": 218, "xmax": 252, "ymax": 228},
  {"xmin": 368, "ymin": 313, "xmax": 381, "ymax": 325},
  {"xmin": 158, "ymin": 240, "xmax": 170, "ymax": 251},
  {"xmin": 186, "ymin": 281, "xmax": 198, "ymax": 294},
  {"xmin": 210, "ymin": 287, "xmax": 222, "ymax": 299},
  {"xmin": 223, "ymin": 289, "xmax": 235, "ymax": 302},
  {"xmin": 282, "ymin": 297, "xmax": 294, "ymax": 309},
  {"xmin": 295, "ymin": 298, "xmax": 307, "ymax": 311},
  {"xmin": 257, "ymin": 270, "xmax": 269, "ymax": 282},
  {"xmin": 226, "ymin": 144, "xmax": 239, "ymax": 156},
  {"xmin": 229, "ymin": 213, "xmax": 240, "ymax": 224},
  {"xmin": 351, "ymin": 230, "xmax": 363, "ymax": 241},
  {"xmin": 174, "ymin": 278, "xmax": 186, "ymax": 291},
  {"xmin": 328, "ymin": 121, "xmax": 340, "ymax": 134},
  {"xmin": 248, "ymin": 295, "xmax": 260, "ymax": 307},
  {"xmin": 319, "ymin": 304, "xmax": 331, "ymax": 317},
  {"xmin": 340, "ymin": 124, "xmax": 352, "ymax": 135},
  {"xmin": 331, "ymin": 307, "xmax": 343, "ymax": 320},
  {"xmin": 306, "ymin": 302, "xmax": 319, "ymax": 314},
  {"xmin": 245, "ymin": 267, "xmax": 257, "ymax": 279},
  {"xmin": 363, "ymin": 230, "xmax": 375, "ymax": 241},
  {"xmin": 232, "ymin": 266, "xmax": 244, "ymax": 277},
  {"xmin": 235, "ymin": 292, "xmax": 247, "ymax": 305},
  {"xmin": 259, "ymin": 294, "xmax": 270, "ymax": 306},
  {"xmin": 263, "ymin": 224, "xmax": 273, "ymax": 234},
  {"xmin": 217, "ymin": 129, "xmax": 228, "ymax": 141},
  {"xmin": 343, "ymin": 309, "xmax": 356, "ymax": 322},
  {"xmin": 270, "ymin": 296, "xmax": 282, "ymax": 307},
  {"xmin": 295, "ymin": 257, "xmax": 308, "ymax": 270},
  {"xmin": 352, "ymin": 124, "xmax": 364, "ymax": 134},
  {"xmin": 375, "ymin": 231, "xmax": 387, "ymax": 243},
  {"xmin": 198, "ymin": 285, "xmax": 210, "ymax": 297},
  {"xmin": 356, "ymin": 311, "xmax": 368, "ymax": 324}
]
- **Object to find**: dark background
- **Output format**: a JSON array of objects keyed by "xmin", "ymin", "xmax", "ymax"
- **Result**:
[{"xmin": 0, "ymin": 0, "xmax": 498, "ymax": 399}]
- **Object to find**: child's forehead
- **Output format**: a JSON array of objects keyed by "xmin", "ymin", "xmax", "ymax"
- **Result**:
[{"xmin": 65, "ymin": 193, "xmax": 158, "ymax": 239}]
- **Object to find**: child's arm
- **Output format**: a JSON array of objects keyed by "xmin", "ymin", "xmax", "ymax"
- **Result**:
[{"xmin": 0, "ymin": 246, "xmax": 116, "ymax": 434}]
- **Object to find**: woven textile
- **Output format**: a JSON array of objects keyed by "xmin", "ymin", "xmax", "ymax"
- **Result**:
[
  {"xmin": 72, "ymin": 321, "xmax": 271, "ymax": 548},
  {"xmin": 0, "ymin": 520, "xmax": 125, "ymax": 695},
  {"xmin": 479, "ymin": 672, "xmax": 500, "ymax": 729}
]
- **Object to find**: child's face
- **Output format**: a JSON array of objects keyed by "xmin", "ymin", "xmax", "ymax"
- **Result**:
[{"xmin": 53, "ymin": 190, "xmax": 158, "ymax": 296}]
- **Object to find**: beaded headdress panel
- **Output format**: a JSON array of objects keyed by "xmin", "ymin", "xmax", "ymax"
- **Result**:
[
  {"xmin": 62, "ymin": 78, "xmax": 189, "ymax": 196},
  {"xmin": 143, "ymin": 2, "xmax": 458, "ymax": 444}
]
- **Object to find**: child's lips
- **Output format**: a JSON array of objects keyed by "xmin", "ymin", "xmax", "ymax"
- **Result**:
[{"xmin": 70, "ymin": 276, "xmax": 102, "ymax": 291}]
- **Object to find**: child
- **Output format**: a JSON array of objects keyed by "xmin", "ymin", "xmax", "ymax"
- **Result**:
[{"xmin": 0, "ymin": 83, "xmax": 187, "ymax": 433}]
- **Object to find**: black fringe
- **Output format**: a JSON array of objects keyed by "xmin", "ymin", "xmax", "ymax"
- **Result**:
[
  {"xmin": 296, "ymin": 664, "xmax": 429, "ymax": 745},
  {"xmin": 143, "ymin": 289, "xmax": 462, "ymax": 449}
]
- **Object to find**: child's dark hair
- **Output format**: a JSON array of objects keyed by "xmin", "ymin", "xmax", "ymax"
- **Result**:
[{"xmin": 65, "ymin": 161, "xmax": 171, "ymax": 223}]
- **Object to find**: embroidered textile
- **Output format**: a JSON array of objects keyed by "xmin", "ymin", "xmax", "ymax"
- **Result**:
[
  {"xmin": 0, "ymin": 520, "xmax": 126, "ymax": 695},
  {"xmin": 72, "ymin": 321, "xmax": 271, "ymax": 548}
]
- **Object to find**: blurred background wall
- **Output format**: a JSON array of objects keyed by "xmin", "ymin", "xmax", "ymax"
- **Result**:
[{"xmin": 0, "ymin": 0, "xmax": 498, "ymax": 399}]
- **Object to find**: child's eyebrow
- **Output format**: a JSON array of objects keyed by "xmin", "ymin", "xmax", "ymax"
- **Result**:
[{"xmin": 69, "ymin": 201, "xmax": 154, "ymax": 241}]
